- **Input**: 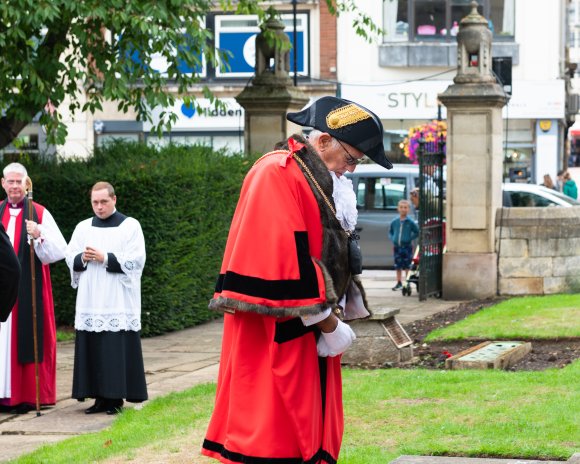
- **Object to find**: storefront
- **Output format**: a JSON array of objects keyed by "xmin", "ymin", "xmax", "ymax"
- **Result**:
[
  {"xmin": 142, "ymin": 98, "xmax": 245, "ymax": 153},
  {"xmin": 341, "ymin": 79, "xmax": 565, "ymax": 183}
]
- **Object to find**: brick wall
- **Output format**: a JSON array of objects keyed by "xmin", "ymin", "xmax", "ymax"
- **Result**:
[
  {"xmin": 495, "ymin": 207, "xmax": 580, "ymax": 295},
  {"xmin": 319, "ymin": 1, "xmax": 337, "ymax": 80}
]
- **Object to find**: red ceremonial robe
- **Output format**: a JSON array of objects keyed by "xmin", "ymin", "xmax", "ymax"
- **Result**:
[
  {"xmin": 1, "ymin": 204, "xmax": 57, "ymax": 406},
  {"xmin": 202, "ymin": 140, "xmax": 355, "ymax": 464}
]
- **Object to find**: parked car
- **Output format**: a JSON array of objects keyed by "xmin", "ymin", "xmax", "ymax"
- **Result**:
[
  {"xmin": 502, "ymin": 183, "xmax": 580, "ymax": 207},
  {"xmin": 347, "ymin": 164, "xmax": 579, "ymax": 268},
  {"xmin": 346, "ymin": 164, "xmax": 420, "ymax": 268}
]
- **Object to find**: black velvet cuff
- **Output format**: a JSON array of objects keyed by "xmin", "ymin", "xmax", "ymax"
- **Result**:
[
  {"xmin": 73, "ymin": 254, "xmax": 87, "ymax": 272},
  {"xmin": 106, "ymin": 252, "xmax": 123, "ymax": 273}
]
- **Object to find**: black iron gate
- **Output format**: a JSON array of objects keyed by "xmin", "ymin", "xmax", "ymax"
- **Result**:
[{"xmin": 417, "ymin": 135, "xmax": 446, "ymax": 300}]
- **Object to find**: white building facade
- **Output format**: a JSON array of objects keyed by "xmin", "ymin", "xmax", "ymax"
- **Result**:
[
  {"xmin": 337, "ymin": 0, "xmax": 570, "ymax": 184},
  {"xmin": 2, "ymin": 0, "xmax": 574, "ymax": 178}
]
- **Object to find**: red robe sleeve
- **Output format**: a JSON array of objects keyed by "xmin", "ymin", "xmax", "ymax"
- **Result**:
[{"xmin": 210, "ymin": 150, "xmax": 331, "ymax": 317}]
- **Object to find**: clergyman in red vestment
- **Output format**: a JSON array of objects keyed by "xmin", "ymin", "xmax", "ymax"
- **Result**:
[{"xmin": 0, "ymin": 162, "xmax": 67, "ymax": 414}]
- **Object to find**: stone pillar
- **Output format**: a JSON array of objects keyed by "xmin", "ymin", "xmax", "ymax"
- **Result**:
[
  {"xmin": 235, "ymin": 11, "xmax": 309, "ymax": 154},
  {"xmin": 438, "ymin": 1, "xmax": 507, "ymax": 299}
]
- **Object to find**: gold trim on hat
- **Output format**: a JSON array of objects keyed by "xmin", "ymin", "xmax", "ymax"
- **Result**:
[{"xmin": 326, "ymin": 104, "xmax": 371, "ymax": 129}]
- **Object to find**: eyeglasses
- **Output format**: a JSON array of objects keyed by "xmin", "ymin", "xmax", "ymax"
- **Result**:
[{"xmin": 335, "ymin": 139, "xmax": 363, "ymax": 166}]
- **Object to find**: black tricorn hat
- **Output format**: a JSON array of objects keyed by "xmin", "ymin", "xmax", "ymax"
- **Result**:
[{"xmin": 287, "ymin": 96, "xmax": 393, "ymax": 169}]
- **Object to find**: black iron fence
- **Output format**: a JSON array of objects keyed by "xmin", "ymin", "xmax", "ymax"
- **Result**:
[{"xmin": 417, "ymin": 135, "xmax": 446, "ymax": 300}]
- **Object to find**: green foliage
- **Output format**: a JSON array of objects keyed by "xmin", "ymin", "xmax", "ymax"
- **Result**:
[
  {"xmin": 425, "ymin": 295, "xmax": 580, "ymax": 341},
  {"xmin": 25, "ymin": 141, "xmax": 256, "ymax": 336},
  {"xmin": 0, "ymin": 0, "xmax": 267, "ymax": 149},
  {"xmin": 0, "ymin": 0, "xmax": 379, "ymax": 150}
]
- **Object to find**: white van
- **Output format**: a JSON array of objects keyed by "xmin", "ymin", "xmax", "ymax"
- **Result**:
[{"xmin": 346, "ymin": 164, "xmax": 419, "ymax": 268}]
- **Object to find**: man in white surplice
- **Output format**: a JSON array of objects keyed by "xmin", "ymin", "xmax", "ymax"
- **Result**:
[{"xmin": 65, "ymin": 181, "xmax": 147, "ymax": 415}]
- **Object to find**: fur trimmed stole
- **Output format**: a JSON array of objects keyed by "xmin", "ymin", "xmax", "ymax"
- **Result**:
[{"xmin": 209, "ymin": 134, "xmax": 368, "ymax": 318}]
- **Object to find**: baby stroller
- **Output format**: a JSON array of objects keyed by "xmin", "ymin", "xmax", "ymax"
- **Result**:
[
  {"xmin": 401, "ymin": 218, "xmax": 446, "ymax": 297},
  {"xmin": 402, "ymin": 246, "xmax": 419, "ymax": 296}
]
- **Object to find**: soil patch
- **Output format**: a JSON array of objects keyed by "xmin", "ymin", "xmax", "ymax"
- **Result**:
[{"xmin": 403, "ymin": 299, "xmax": 580, "ymax": 371}]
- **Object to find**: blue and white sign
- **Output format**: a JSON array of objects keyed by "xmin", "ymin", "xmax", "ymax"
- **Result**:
[
  {"xmin": 121, "ymin": 32, "xmax": 206, "ymax": 77},
  {"xmin": 215, "ymin": 14, "xmax": 308, "ymax": 77},
  {"xmin": 144, "ymin": 98, "xmax": 244, "ymax": 131}
]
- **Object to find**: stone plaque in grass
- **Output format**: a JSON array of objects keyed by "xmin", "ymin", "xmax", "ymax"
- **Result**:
[{"xmin": 445, "ymin": 341, "xmax": 532, "ymax": 370}]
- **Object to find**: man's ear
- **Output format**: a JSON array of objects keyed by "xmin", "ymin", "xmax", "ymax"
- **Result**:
[{"xmin": 318, "ymin": 133, "xmax": 333, "ymax": 151}]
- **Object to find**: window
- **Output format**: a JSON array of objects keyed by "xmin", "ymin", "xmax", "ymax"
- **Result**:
[
  {"xmin": 97, "ymin": 134, "xmax": 140, "ymax": 147},
  {"xmin": 118, "ymin": 12, "xmax": 309, "ymax": 81},
  {"xmin": 383, "ymin": 0, "xmax": 515, "ymax": 42},
  {"xmin": 357, "ymin": 177, "xmax": 408, "ymax": 211},
  {"xmin": 509, "ymin": 192, "xmax": 557, "ymax": 208},
  {"xmin": 145, "ymin": 133, "xmax": 243, "ymax": 153}
]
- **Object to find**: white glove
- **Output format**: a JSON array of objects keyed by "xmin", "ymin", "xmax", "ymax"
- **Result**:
[
  {"xmin": 317, "ymin": 319, "xmax": 356, "ymax": 357},
  {"xmin": 317, "ymin": 335, "xmax": 333, "ymax": 357}
]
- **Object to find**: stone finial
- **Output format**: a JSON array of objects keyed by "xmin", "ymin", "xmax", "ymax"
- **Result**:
[
  {"xmin": 253, "ymin": 8, "xmax": 291, "ymax": 86},
  {"xmin": 454, "ymin": 1, "xmax": 495, "ymax": 84}
]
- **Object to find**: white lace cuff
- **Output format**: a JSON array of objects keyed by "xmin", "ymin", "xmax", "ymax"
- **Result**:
[{"xmin": 301, "ymin": 307, "xmax": 332, "ymax": 327}]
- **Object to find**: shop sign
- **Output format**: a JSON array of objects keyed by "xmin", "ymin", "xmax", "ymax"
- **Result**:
[
  {"xmin": 341, "ymin": 80, "xmax": 565, "ymax": 120},
  {"xmin": 144, "ymin": 98, "xmax": 244, "ymax": 131},
  {"xmin": 539, "ymin": 120, "xmax": 552, "ymax": 132},
  {"xmin": 341, "ymin": 81, "xmax": 450, "ymax": 120}
]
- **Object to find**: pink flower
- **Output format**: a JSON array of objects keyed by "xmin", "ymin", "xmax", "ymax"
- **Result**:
[{"xmin": 403, "ymin": 120, "xmax": 447, "ymax": 164}]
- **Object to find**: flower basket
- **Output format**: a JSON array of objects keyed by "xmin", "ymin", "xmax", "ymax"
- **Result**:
[{"xmin": 403, "ymin": 120, "xmax": 447, "ymax": 164}]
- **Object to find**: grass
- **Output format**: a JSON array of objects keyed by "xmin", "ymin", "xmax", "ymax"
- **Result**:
[
  {"xmin": 11, "ymin": 362, "xmax": 579, "ymax": 463},
  {"xmin": 425, "ymin": 294, "xmax": 580, "ymax": 341},
  {"xmin": 56, "ymin": 328, "xmax": 75, "ymax": 343},
  {"xmin": 340, "ymin": 363, "xmax": 579, "ymax": 462},
  {"xmin": 13, "ymin": 295, "xmax": 580, "ymax": 463},
  {"xmin": 11, "ymin": 384, "xmax": 217, "ymax": 464}
]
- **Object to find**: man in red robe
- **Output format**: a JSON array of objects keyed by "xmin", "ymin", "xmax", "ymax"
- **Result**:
[
  {"xmin": 0, "ymin": 162, "xmax": 67, "ymax": 414},
  {"xmin": 202, "ymin": 97, "xmax": 392, "ymax": 464}
]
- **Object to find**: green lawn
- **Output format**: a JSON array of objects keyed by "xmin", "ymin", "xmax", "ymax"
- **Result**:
[
  {"xmin": 13, "ymin": 294, "xmax": 579, "ymax": 463},
  {"xmin": 12, "ymin": 362, "xmax": 579, "ymax": 463},
  {"xmin": 426, "ymin": 295, "xmax": 580, "ymax": 341},
  {"xmin": 340, "ymin": 364, "xmax": 579, "ymax": 462}
]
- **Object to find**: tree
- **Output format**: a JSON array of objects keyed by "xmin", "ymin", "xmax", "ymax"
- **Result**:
[{"xmin": 0, "ymin": 0, "xmax": 380, "ymax": 151}]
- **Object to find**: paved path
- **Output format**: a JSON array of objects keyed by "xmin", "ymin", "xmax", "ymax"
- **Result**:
[
  {"xmin": 3, "ymin": 270, "xmax": 570, "ymax": 463},
  {"xmin": 392, "ymin": 457, "xmax": 568, "ymax": 464}
]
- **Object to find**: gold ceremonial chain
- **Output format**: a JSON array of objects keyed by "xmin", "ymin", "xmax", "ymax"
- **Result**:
[
  {"xmin": 293, "ymin": 154, "xmax": 352, "ymax": 318},
  {"xmin": 292, "ymin": 154, "xmax": 338, "ymax": 217}
]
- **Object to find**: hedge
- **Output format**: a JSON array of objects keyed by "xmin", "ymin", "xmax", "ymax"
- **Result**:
[{"xmin": 22, "ymin": 141, "xmax": 257, "ymax": 337}]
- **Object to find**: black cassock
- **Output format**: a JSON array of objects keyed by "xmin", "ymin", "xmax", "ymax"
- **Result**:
[{"xmin": 0, "ymin": 223, "xmax": 20, "ymax": 322}]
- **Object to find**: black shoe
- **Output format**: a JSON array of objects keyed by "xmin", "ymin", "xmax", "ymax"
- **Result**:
[
  {"xmin": 392, "ymin": 282, "xmax": 403, "ymax": 291},
  {"xmin": 0, "ymin": 404, "xmax": 14, "ymax": 413},
  {"xmin": 12, "ymin": 403, "xmax": 35, "ymax": 414},
  {"xmin": 105, "ymin": 399, "xmax": 124, "ymax": 415},
  {"xmin": 85, "ymin": 398, "xmax": 107, "ymax": 415}
]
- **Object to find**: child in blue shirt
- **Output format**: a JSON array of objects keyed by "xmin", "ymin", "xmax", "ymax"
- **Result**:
[{"xmin": 389, "ymin": 199, "xmax": 419, "ymax": 290}]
